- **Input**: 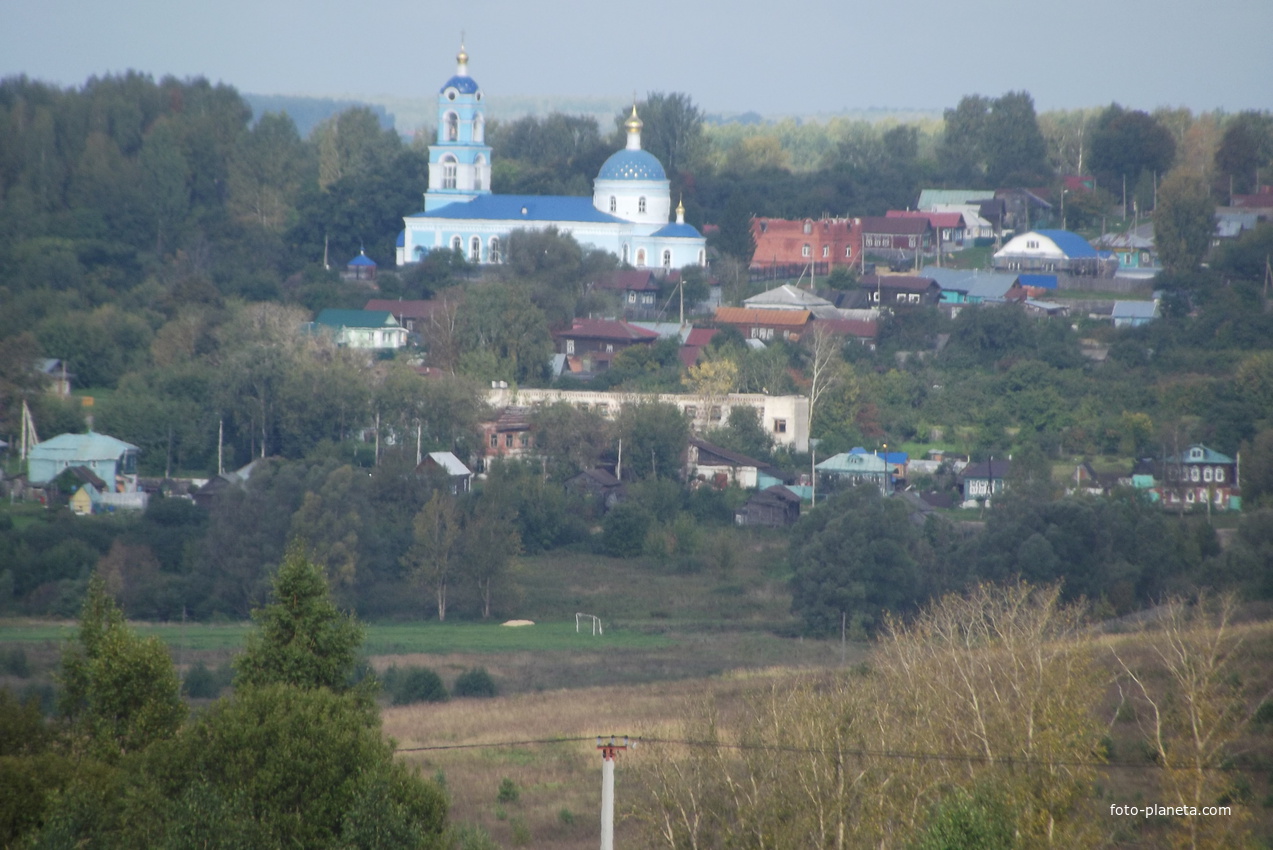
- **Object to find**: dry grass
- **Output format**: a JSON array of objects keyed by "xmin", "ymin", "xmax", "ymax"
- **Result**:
[
  {"xmin": 384, "ymin": 617, "xmax": 1273, "ymax": 849},
  {"xmin": 386, "ymin": 672, "xmax": 782, "ymax": 849}
]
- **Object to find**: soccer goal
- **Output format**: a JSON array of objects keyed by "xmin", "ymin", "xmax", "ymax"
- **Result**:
[{"xmin": 575, "ymin": 612, "xmax": 603, "ymax": 636}]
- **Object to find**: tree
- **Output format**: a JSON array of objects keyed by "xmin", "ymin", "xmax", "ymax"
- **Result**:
[
  {"xmin": 460, "ymin": 500, "xmax": 521, "ymax": 619},
  {"xmin": 1155, "ymin": 170, "xmax": 1214, "ymax": 273},
  {"xmin": 1214, "ymin": 111, "xmax": 1273, "ymax": 197},
  {"xmin": 712, "ymin": 192, "xmax": 756, "ymax": 263},
  {"xmin": 789, "ymin": 485, "xmax": 923, "ymax": 636},
  {"xmin": 983, "ymin": 91, "xmax": 1050, "ymax": 185},
  {"xmin": 227, "ymin": 111, "xmax": 306, "ymax": 232},
  {"xmin": 621, "ymin": 92, "xmax": 707, "ymax": 177},
  {"xmin": 1090, "ymin": 104, "xmax": 1177, "ymax": 199},
  {"xmin": 233, "ymin": 542, "xmax": 364, "ymax": 692},
  {"xmin": 530, "ymin": 401, "xmax": 611, "ymax": 481},
  {"xmin": 1112, "ymin": 594, "xmax": 1257, "ymax": 849},
  {"xmin": 159, "ymin": 683, "xmax": 448, "ymax": 850},
  {"xmin": 615, "ymin": 402, "xmax": 689, "ymax": 481},
  {"xmin": 58, "ymin": 573, "xmax": 186, "ymax": 760},
  {"xmin": 802, "ymin": 323, "xmax": 847, "ymax": 436},
  {"xmin": 406, "ymin": 491, "xmax": 462, "ymax": 621},
  {"xmin": 938, "ymin": 95, "xmax": 991, "ymax": 184}
]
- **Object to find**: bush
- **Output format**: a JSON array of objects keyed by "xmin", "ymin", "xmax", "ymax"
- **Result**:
[
  {"xmin": 496, "ymin": 777, "xmax": 519, "ymax": 804},
  {"xmin": 453, "ymin": 667, "xmax": 497, "ymax": 699},
  {"xmin": 389, "ymin": 667, "xmax": 448, "ymax": 705},
  {"xmin": 181, "ymin": 661, "xmax": 231, "ymax": 700}
]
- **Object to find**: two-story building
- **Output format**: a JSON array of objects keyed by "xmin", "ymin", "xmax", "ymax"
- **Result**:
[
  {"xmin": 713, "ymin": 306, "xmax": 812, "ymax": 342},
  {"xmin": 553, "ymin": 318, "xmax": 660, "ymax": 373},
  {"xmin": 311, "ymin": 309, "xmax": 409, "ymax": 350}
]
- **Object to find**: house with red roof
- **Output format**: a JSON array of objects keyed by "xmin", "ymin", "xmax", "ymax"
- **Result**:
[
  {"xmin": 714, "ymin": 307, "xmax": 811, "ymax": 342},
  {"xmin": 750, "ymin": 216, "xmax": 862, "ymax": 275}
]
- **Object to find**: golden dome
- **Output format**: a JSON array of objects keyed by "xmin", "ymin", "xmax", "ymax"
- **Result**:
[
  {"xmin": 624, "ymin": 104, "xmax": 643, "ymax": 134},
  {"xmin": 457, "ymin": 43, "xmax": 468, "ymax": 66}
]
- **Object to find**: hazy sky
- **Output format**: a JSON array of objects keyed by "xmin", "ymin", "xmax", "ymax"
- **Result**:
[{"xmin": 3, "ymin": 0, "xmax": 1271, "ymax": 123}]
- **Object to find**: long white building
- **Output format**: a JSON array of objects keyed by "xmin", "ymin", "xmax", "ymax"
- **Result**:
[{"xmin": 486, "ymin": 387, "xmax": 810, "ymax": 453}]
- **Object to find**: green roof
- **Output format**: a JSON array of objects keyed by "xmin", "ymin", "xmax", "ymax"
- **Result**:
[{"xmin": 313, "ymin": 309, "xmax": 399, "ymax": 329}]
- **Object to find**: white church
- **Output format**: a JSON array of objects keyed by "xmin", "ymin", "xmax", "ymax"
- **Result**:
[{"xmin": 396, "ymin": 46, "xmax": 707, "ymax": 271}]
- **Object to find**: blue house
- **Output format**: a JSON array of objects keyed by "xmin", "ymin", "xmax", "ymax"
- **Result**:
[{"xmin": 28, "ymin": 431, "xmax": 140, "ymax": 491}]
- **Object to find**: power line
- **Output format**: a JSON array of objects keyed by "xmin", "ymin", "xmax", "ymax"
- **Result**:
[{"xmin": 395, "ymin": 735, "xmax": 1265, "ymax": 773}]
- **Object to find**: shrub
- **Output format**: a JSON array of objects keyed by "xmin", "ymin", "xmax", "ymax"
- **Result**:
[
  {"xmin": 496, "ymin": 777, "xmax": 519, "ymax": 804},
  {"xmin": 390, "ymin": 667, "xmax": 448, "ymax": 705},
  {"xmin": 182, "ymin": 661, "xmax": 224, "ymax": 699},
  {"xmin": 453, "ymin": 667, "xmax": 497, "ymax": 699}
]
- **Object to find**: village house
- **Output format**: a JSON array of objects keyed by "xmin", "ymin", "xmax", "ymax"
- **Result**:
[
  {"xmin": 553, "ymin": 317, "xmax": 660, "ymax": 373},
  {"xmin": 886, "ymin": 210, "xmax": 967, "ymax": 253},
  {"xmin": 858, "ymin": 216, "xmax": 932, "ymax": 267},
  {"xmin": 750, "ymin": 216, "xmax": 861, "ymax": 277},
  {"xmin": 417, "ymin": 451, "xmax": 473, "ymax": 494},
  {"xmin": 1154, "ymin": 445, "xmax": 1241, "ymax": 512},
  {"xmin": 959, "ymin": 458, "xmax": 1012, "ymax": 508},
  {"xmin": 310, "ymin": 309, "xmax": 409, "ymax": 350},
  {"xmin": 364, "ymin": 299, "xmax": 446, "ymax": 336},
  {"xmin": 713, "ymin": 306, "xmax": 812, "ymax": 342},
  {"xmin": 477, "ymin": 406, "xmax": 535, "ymax": 468},
  {"xmin": 735, "ymin": 485, "xmax": 802, "ymax": 527},
  {"xmin": 859, "ymin": 275, "xmax": 942, "ymax": 307},
  {"xmin": 816, "ymin": 450, "xmax": 889, "ymax": 495},
  {"xmin": 684, "ymin": 437, "xmax": 785, "ymax": 490}
]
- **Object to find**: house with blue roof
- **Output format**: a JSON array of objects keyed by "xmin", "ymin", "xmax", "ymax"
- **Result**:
[
  {"xmin": 28, "ymin": 431, "xmax": 140, "ymax": 491},
  {"xmin": 992, "ymin": 230, "xmax": 1115, "ymax": 277},
  {"xmin": 1111, "ymin": 300, "xmax": 1160, "ymax": 327},
  {"xmin": 397, "ymin": 46, "xmax": 706, "ymax": 272}
]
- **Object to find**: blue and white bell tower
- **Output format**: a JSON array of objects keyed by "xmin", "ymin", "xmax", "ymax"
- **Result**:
[{"xmin": 424, "ymin": 43, "xmax": 492, "ymax": 212}]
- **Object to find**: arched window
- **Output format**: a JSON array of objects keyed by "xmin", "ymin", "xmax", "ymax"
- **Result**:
[
  {"xmin": 445, "ymin": 112, "xmax": 459, "ymax": 141},
  {"xmin": 470, "ymin": 236, "xmax": 481, "ymax": 263},
  {"xmin": 609, "ymin": 196, "xmax": 617, "ymax": 213},
  {"xmin": 636, "ymin": 248, "xmax": 647, "ymax": 267},
  {"xmin": 802, "ymin": 244, "xmax": 811, "ymax": 257},
  {"xmin": 474, "ymin": 114, "xmax": 485, "ymax": 143},
  {"xmin": 488, "ymin": 236, "xmax": 500, "ymax": 263},
  {"xmin": 474, "ymin": 155, "xmax": 486, "ymax": 191},
  {"xmin": 803, "ymin": 220, "xmax": 813, "ymax": 234},
  {"xmin": 662, "ymin": 250, "xmax": 672, "ymax": 268},
  {"xmin": 1216, "ymin": 467, "xmax": 1225, "ymax": 483},
  {"xmin": 622, "ymin": 244, "xmax": 630, "ymax": 264},
  {"xmin": 698, "ymin": 249, "xmax": 706, "ymax": 266},
  {"xmin": 638, "ymin": 197, "xmax": 647, "ymax": 214},
  {"xmin": 450, "ymin": 235, "xmax": 462, "ymax": 253},
  {"xmin": 441, "ymin": 156, "xmax": 457, "ymax": 189}
]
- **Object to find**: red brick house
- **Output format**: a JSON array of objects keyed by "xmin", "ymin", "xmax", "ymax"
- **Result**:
[
  {"xmin": 750, "ymin": 217, "xmax": 862, "ymax": 275},
  {"xmin": 477, "ymin": 406, "xmax": 535, "ymax": 468}
]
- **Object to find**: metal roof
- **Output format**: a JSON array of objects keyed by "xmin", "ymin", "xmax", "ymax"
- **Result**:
[
  {"xmin": 596, "ymin": 149, "xmax": 667, "ymax": 181},
  {"xmin": 408, "ymin": 194, "xmax": 627, "ymax": 224},
  {"xmin": 30, "ymin": 431, "xmax": 139, "ymax": 462}
]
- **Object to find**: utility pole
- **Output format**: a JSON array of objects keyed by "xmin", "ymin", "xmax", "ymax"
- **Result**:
[{"xmin": 597, "ymin": 736, "xmax": 631, "ymax": 850}]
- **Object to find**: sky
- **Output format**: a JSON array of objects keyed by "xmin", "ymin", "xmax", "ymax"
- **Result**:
[{"xmin": 3, "ymin": 0, "xmax": 1271, "ymax": 126}]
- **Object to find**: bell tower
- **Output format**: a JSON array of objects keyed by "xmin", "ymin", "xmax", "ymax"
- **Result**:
[{"xmin": 424, "ymin": 42, "xmax": 493, "ymax": 212}]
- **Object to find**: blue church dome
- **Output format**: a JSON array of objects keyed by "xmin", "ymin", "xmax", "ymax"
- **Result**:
[
  {"xmin": 440, "ymin": 75, "xmax": 480, "ymax": 95},
  {"xmin": 597, "ymin": 149, "xmax": 666, "ymax": 181}
]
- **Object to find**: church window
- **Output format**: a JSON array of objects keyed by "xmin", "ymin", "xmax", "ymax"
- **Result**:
[
  {"xmin": 636, "ymin": 249, "xmax": 647, "ymax": 266},
  {"xmin": 474, "ymin": 114, "xmax": 485, "ymax": 143},
  {"xmin": 609, "ymin": 196, "xmax": 616, "ymax": 213},
  {"xmin": 488, "ymin": 236, "xmax": 500, "ymax": 264},
  {"xmin": 662, "ymin": 250, "xmax": 672, "ymax": 268},
  {"xmin": 622, "ymin": 244, "xmax": 630, "ymax": 264},
  {"xmin": 441, "ymin": 156, "xmax": 457, "ymax": 189},
  {"xmin": 445, "ymin": 112, "xmax": 459, "ymax": 141},
  {"xmin": 451, "ymin": 235, "xmax": 462, "ymax": 253},
  {"xmin": 475, "ymin": 155, "xmax": 486, "ymax": 190},
  {"xmin": 638, "ymin": 197, "xmax": 647, "ymax": 214},
  {"xmin": 470, "ymin": 236, "xmax": 481, "ymax": 263},
  {"xmin": 698, "ymin": 250, "xmax": 706, "ymax": 266}
]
